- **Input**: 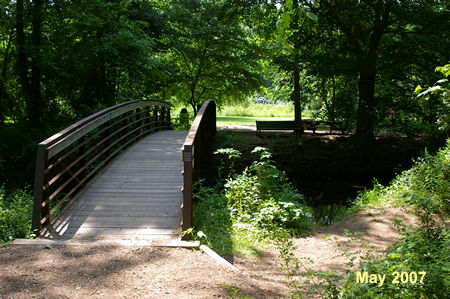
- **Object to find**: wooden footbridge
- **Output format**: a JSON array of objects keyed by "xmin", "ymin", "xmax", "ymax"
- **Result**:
[{"xmin": 30, "ymin": 100, "xmax": 216, "ymax": 244}]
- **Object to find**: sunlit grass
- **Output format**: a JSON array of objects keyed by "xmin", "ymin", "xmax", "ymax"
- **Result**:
[
  {"xmin": 172, "ymin": 102, "xmax": 315, "ymax": 126},
  {"xmin": 218, "ymin": 103, "xmax": 294, "ymax": 117},
  {"xmin": 217, "ymin": 116, "xmax": 293, "ymax": 126}
]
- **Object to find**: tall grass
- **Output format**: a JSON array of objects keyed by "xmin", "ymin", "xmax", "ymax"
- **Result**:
[
  {"xmin": 218, "ymin": 103, "xmax": 295, "ymax": 117},
  {"xmin": 336, "ymin": 140, "xmax": 450, "ymax": 298},
  {"xmin": 356, "ymin": 139, "xmax": 449, "ymax": 214}
]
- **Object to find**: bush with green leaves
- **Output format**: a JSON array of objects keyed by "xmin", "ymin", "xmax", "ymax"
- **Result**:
[
  {"xmin": 356, "ymin": 139, "xmax": 449, "ymax": 215},
  {"xmin": 339, "ymin": 224, "xmax": 448, "ymax": 298},
  {"xmin": 0, "ymin": 187, "xmax": 34, "ymax": 243},
  {"xmin": 172, "ymin": 109, "xmax": 192, "ymax": 130},
  {"xmin": 337, "ymin": 140, "xmax": 450, "ymax": 298},
  {"xmin": 192, "ymin": 147, "xmax": 311, "ymax": 256},
  {"xmin": 224, "ymin": 147, "xmax": 312, "ymax": 232}
]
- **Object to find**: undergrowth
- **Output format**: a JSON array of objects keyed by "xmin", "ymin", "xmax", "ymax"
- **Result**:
[
  {"xmin": 277, "ymin": 139, "xmax": 449, "ymax": 298},
  {"xmin": 0, "ymin": 187, "xmax": 34, "ymax": 243},
  {"xmin": 191, "ymin": 146, "xmax": 312, "ymax": 257},
  {"xmin": 335, "ymin": 140, "xmax": 449, "ymax": 298},
  {"xmin": 356, "ymin": 139, "xmax": 449, "ymax": 214},
  {"xmin": 193, "ymin": 136, "xmax": 449, "ymax": 298}
]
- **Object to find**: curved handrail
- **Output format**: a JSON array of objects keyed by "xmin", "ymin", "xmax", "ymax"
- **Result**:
[
  {"xmin": 32, "ymin": 100, "xmax": 171, "ymax": 233},
  {"xmin": 181, "ymin": 100, "xmax": 216, "ymax": 231}
]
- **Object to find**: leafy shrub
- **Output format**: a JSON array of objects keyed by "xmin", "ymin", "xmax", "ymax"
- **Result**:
[
  {"xmin": 340, "ymin": 225, "xmax": 448, "ymax": 298},
  {"xmin": 0, "ymin": 187, "xmax": 34, "ymax": 243},
  {"xmin": 224, "ymin": 147, "xmax": 312, "ymax": 232},
  {"xmin": 339, "ymin": 140, "xmax": 450, "ymax": 298},
  {"xmin": 192, "ymin": 147, "xmax": 311, "ymax": 256},
  {"xmin": 356, "ymin": 139, "xmax": 449, "ymax": 215},
  {"xmin": 172, "ymin": 109, "xmax": 192, "ymax": 130}
]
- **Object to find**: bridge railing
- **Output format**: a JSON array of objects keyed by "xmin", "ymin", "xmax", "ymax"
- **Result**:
[
  {"xmin": 181, "ymin": 100, "xmax": 216, "ymax": 231},
  {"xmin": 32, "ymin": 100, "xmax": 171, "ymax": 233}
]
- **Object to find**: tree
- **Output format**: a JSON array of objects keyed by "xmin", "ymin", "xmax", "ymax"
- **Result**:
[
  {"xmin": 267, "ymin": 0, "xmax": 318, "ymax": 132},
  {"xmin": 305, "ymin": 0, "xmax": 449, "ymax": 144},
  {"xmin": 163, "ymin": 0, "xmax": 263, "ymax": 114}
]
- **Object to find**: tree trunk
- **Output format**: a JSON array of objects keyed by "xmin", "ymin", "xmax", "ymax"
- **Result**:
[
  {"xmin": 354, "ymin": 54, "xmax": 377, "ymax": 161},
  {"xmin": 292, "ymin": 61, "xmax": 302, "ymax": 131},
  {"xmin": 30, "ymin": 0, "xmax": 43, "ymax": 127},
  {"xmin": 292, "ymin": 0, "xmax": 303, "ymax": 133},
  {"xmin": 0, "ymin": 27, "xmax": 13, "ymax": 122},
  {"xmin": 16, "ymin": 0, "xmax": 31, "ymax": 116},
  {"xmin": 355, "ymin": 56, "xmax": 376, "ymax": 143}
]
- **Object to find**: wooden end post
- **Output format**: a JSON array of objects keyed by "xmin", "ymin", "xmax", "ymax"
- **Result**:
[
  {"xmin": 32, "ymin": 145, "xmax": 49, "ymax": 234},
  {"xmin": 182, "ymin": 145, "xmax": 193, "ymax": 232}
]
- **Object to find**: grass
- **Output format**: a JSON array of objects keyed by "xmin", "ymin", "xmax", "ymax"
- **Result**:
[
  {"xmin": 217, "ymin": 116, "xmax": 293, "ymax": 126},
  {"xmin": 217, "ymin": 103, "xmax": 295, "ymax": 117},
  {"xmin": 172, "ymin": 102, "xmax": 315, "ymax": 126}
]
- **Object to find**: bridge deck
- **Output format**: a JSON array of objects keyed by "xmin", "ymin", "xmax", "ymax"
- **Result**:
[{"xmin": 42, "ymin": 130, "xmax": 188, "ymax": 243}]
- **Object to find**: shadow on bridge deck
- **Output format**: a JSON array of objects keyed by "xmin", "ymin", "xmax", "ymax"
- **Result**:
[{"xmin": 41, "ymin": 130, "xmax": 188, "ymax": 243}]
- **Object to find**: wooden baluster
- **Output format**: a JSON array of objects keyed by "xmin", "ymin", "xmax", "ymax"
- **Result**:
[
  {"xmin": 32, "ymin": 145, "xmax": 49, "ymax": 233},
  {"xmin": 79, "ymin": 135, "xmax": 87, "ymax": 179},
  {"xmin": 160, "ymin": 106, "xmax": 166, "ymax": 129},
  {"xmin": 104, "ymin": 120, "xmax": 111, "ymax": 160},
  {"xmin": 139, "ymin": 106, "xmax": 145, "ymax": 136},
  {"xmin": 122, "ymin": 111, "xmax": 129, "ymax": 145},
  {"xmin": 144, "ymin": 105, "xmax": 150, "ymax": 134},
  {"xmin": 153, "ymin": 106, "xmax": 159, "ymax": 131},
  {"xmin": 182, "ymin": 145, "xmax": 193, "ymax": 232},
  {"xmin": 167, "ymin": 107, "xmax": 171, "ymax": 128}
]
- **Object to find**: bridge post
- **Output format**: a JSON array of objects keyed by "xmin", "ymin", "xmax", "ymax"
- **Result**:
[
  {"xmin": 167, "ymin": 107, "xmax": 171, "ymax": 128},
  {"xmin": 182, "ymin": 144, "xmax": 193, "ymax": 231},
  {"xmin": 32, "ymin": 145, "xmax": 49, "ymax": 233},
  {"xmin": 153, "ymin": 106, "xmax": 159, "ymax": 131}
]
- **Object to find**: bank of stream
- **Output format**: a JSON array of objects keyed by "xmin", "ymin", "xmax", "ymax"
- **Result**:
[{"xmin": 205, "ymin": 130, "xmax": 446, "ymax": 225}]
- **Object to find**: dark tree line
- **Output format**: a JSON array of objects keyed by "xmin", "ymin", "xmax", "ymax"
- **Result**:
[{"xmin": 0, "ymin": 0, "xmax": 448, "ymax": 188}]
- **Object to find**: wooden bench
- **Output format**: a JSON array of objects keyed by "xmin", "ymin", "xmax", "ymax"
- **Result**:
[
  {"xmin": 324, "ymin": 121, "xmax": 346, "ymax": 134},
  {"xmin": 255, "ymin": 120, "xmax": 301, "ymax": 134},
  {"xmin": 302, "ymin": 119, "xmax": 320, "ymax": 134},
  {"xmin": 255, "ymin": 120, "xmax": 347, "ymax": 135},
  {"xmin": 303, "ymin": 119, "xmax": 346, "ymax": 134}
]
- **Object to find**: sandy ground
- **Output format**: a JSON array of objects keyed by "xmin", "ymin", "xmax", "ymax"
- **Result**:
[{"xmin": 0, "ymin": 206, "xmax": 416, "ymax": 298}]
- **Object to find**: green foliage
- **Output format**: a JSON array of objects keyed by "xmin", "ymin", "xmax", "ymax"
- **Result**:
[
  {"xmin": 275, "ymin": 140, "xmax": 449, "ymax": 298},
  {"xmin": 192, "ymin": 184, "xmax": 234, "ymax": 256},
  {"xmin": 172, "ymin": 109, "xmax": 192, "ymax": 130},
  {"xmin": 225, "ymin": 147, "xmax": 312, "ymax": 233},
  {"xmin": 162, "ymin": 0, "xmax": 264, "ymax": 113},
  {"xmin": 337, "ymin": 140, "xmax": 450, "ymax": 298},
  {"xmin": 224, "ymin": 284, "xmax": 249, "ymax": 299},
  {"xmin": 277, "ymin": 235, "xmax": 341, "ymax": 298},
  {"xmin": 415, "ymin": 63, "xmax": 450, "ymax": 131},
  {"xmin": 0, "ymin": 187, "xmax": 33, "ymax": 243},
  {"xmin": 213, "ymin": 131, "xmax": 243, "ymax": 148},
  {"xmin": 218, "ymin": 102, "xmax": 295, "ymax": 118},
  {"xmin": 192, "ymin": 146, "xmax": 311, "ymax": 257},
  {"xmin": 339, "ymin": 225, "xmax": 448, "ymax": 298},
  {"xmin": 356, "ymin": 139, "xmax": 449, "ymax": 214}
]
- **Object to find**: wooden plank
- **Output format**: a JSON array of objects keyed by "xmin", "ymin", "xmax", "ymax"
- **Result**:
[
  {"xmin": 13, "ymin": 238, "xmax": 200, "ymax": 248},
  {"xmin": 73, "ymin": 196, "xmax": 181, "ymax": 201},
  {"xmin": 70, "ymin": 221, "xmax": 180, "ymax": 229},
  {"xmin": 71, "ymin": 201, "xmax": 181, "ymax": 212},
  {"xmin": 62, "ymin": 227, "xmax": 181, "ymax": 236},
  {"xmin": 43, "ymin": 130, "xmax": 187, "ymax": 241},
  {"xmin": 67, "ymin": 210, "xmax": 180, "ymax": 217}
]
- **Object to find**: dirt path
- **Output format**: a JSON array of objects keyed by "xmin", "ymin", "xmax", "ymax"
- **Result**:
[{"xmin": 1, "ymin": 206, "xmax": 415, "ymax": 298}]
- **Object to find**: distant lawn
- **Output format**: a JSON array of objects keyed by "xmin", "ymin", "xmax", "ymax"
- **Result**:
[
  {"xmin": 172, "ymin": 102, "xmax": 315, "ymax": 125},
  {"xmin": 217, "ymin": 116, "xmax": 293, "ymax": 126}
]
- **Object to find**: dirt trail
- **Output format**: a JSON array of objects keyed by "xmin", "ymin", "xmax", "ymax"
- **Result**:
[{"xmin": 0, "ymin": 206, "xmax": 415, "ymax": 298}]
